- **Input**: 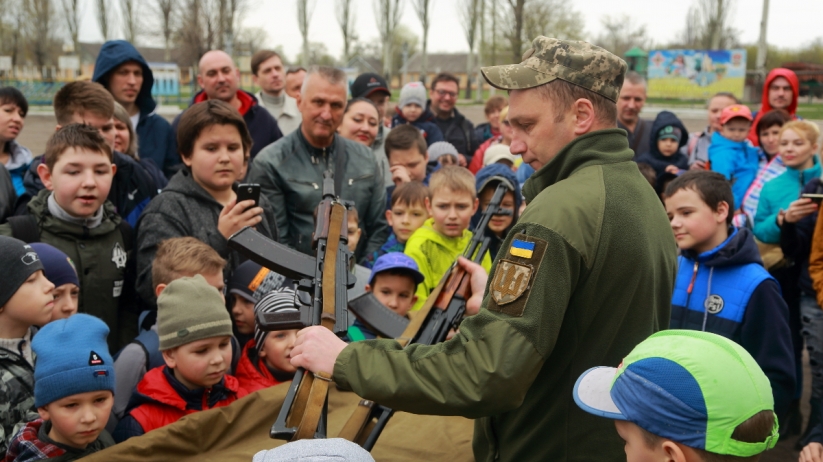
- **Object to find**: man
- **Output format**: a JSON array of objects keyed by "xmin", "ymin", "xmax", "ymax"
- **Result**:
[
  {"xmin": 251, "ymin": 49, "xmax": 301, "ymax": 136},
  {"xmin": 616, "ymin": 71, "xmax": 653, "ymax": 157},
  {"xmin": 285, "ymin": 67, "xmax": 307, "ymax": 99},
  {"xmin": 248, "ymin": 66, "xmax": 389, "ymax": 261},
  {"xmin": 288, "ymin": 37, "xmax": 677, "ymax": 461},
  {"xmin": 93, "ymin": 40, "xmax": 177, "ymax": 178},
  {"xmin": 350, "ymin": 72, "xmax": 392, "ymax": 186},
  {"xmin": 426, "ymin": 73, "xmax": 479, "ymax": 166},
  {"xmin": 171, "ymin": 50, "xmax": 282, "ymax": 161},
  {"xmin": 748, "ymin": 68, "xmax": 801, "ymax": 145}
]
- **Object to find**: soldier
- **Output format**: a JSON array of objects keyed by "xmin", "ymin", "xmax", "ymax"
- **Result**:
[{"xmin": 289, "ymin": 37, "xmax": 677, "ymax": 460}]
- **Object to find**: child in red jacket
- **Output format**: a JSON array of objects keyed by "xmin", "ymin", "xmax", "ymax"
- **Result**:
[
  {"xmin": 112, "ymin": 275, "xmax": 248, "ymax": 442},
  {"xmin": 234, "ymin": 287, "xmax": 298, "ymax": 393}
]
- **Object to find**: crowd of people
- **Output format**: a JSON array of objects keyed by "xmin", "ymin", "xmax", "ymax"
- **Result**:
[{"xmin": 0, "ymin": 34, "xmax": 822, "ymax": 462}]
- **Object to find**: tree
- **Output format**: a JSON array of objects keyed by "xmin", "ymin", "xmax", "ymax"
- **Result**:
[
  {"xmin": 61, "ymin": 0, "xmax": 81, "ymax": 54},
  {"xmin": 475, "ymin": 0, "xmax": 485, "ymax": 102},
  {"xmin": 121, "ymin": 0, "xmax": 140, "ymax": 44},
  {"xmin": 153, "ymin": 0, "xmax": 175, "ymax": 60},
  {"xmin": 295, "ymin": 41, "xmax": 337, "ymax": 66},
  {"xmin": 459, "ymin": 0, "xmax": 480, "ymax": 99},
  {"xmin": 595, "ymin": 14, "xmax": 649, "ymax": 58},
  {"xmin": 503, "ymin": 0, "xmax": 583, "ymax": 63},
  {"xmin": 413, "ymin": 0, "xmax": 431, "ymax": 83},
  {"xmin": 699, "ymin": 0, "xmax": 734, "ymax": 49},
  {"xmin": 374, "ymin": 0, "xmax": 403, "ymax": 80},
  {"xmin": 504, "ymin": 0, "xmax": 524, "ymax": 63},
  {"xmin": 336, "ymin": 0, "xmax": 357, "ymax": 62},
  {"xmin": 297, "ymin": 0, "xmax": 313, "ymax": 67},
  {"xmin": 675, "ymin": 6, "xmax": 702, "ymax": 48},
  {"xmin": 235, "ymin": 26, "xmax": 270, "ymax": 56},
  {"xmin": 97, "ymin": 0, "xmax": 110, "ymax": 40},
  {"xmin": 26, "ymin": 0, "xmax": 61, "ymax": 67}
]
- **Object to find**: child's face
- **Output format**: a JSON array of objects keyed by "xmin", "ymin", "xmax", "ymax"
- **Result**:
[
  {"xmin": 38, "ymin": 148, "xmax": 115, "ymax": 218},
  {"xmin": 665, "ymin": 188, "xmax": 729, "ymax": 254},
  {"xmin": 386, "ymin": 200, "xmax": 428, "ymax": 244},
  {"xmin": 780, "ymin": 128, "xmax": 818, "ymax": 171},
  {"xmin": 720, "ymin": 118, "xmax": 751, "ymax": 142},
  {"xmin": 401, "ymin": 103, "xmax": 423, "ymax": 122},
  {"xmin": 478, "ymin": 188, "xmax": 515, "ymax": 237},
  {"xmin": 38, "ymin": 390, "xmax": 113, "ymax": 450},
  {"xmin": 2, "ymin": 270, "xmax": 54, "ymax": 330},
  {"xmin": 260, "ymin": 329, "xmax": 298, "ymax": 373},
  {"xmin": 758, "ymin": 124, "xmax": 782, "ymax": 157},
  {"xmin": 347, "ymin": 215, "xmax": 362, "ymax": 253},
  {"xmin": 614, "ymin": 420, "xmax": 673, "ymax": 462},
  {"xmin": 182, "ymin": 124, "xmax": 248, "ymax": 196},
  {"xmin": 657, "ymin": 138, "xmax": 679, "ymax": 157},
  {"xmin": 66, "ymin": 112, "xmax": 116, "ymax": 150},
  {"xmin": 163, "ymin": 335, "xmax": 232, "ymax": 389},
  {"xmin": 388, "ymin": 147, "xmax": 429, "ymax": 183},
  {"xmin": 427, "ymin": 188, "xmax": 479, "ymax": 238},
  {"xmin": 113, "ymin": 118, "xmax": 131, "ymax": 154},
  {"xmin": 231, "ymin": 296, "xmax": 256, "ymax": 335},
  {"xmin": 50, "ymin": 283, "xmax": 79, "ymax": 321},
  {"xmin": 367, "ymin": 273, "xmax": 417, "ymax": 317}
]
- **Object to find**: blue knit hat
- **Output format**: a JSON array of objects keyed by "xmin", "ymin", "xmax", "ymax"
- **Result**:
[
  {"xmin": 30, "ymin": 243, "xmax": 79, "ymax": 288},
  {"xmin": 32, "ymin": 313, "xmax": 115, "ymax": 407}
]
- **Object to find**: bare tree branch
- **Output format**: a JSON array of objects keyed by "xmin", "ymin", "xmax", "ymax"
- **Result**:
[
  {"xmin": 121, "ymin": 0, "xmax": 140, "ymax": 44},
  {"xmin": 413, "ymin": 0, "xmax": 431, "ymax": 83},
  {"xmin": 336, "ymin": 0, "xmax": 357, "ymax": 62},
  {"xmin": 459, "ymin": 0, "xmax": 479, "ymax": 98},
  {"xmin": 97, "ymin": 0, "xmax": 110, "ymax": 40},
  {"xmin": 374, "ymin": 0, "xmax": 403, "ymax": 80},
  {"xmin": 61, "ymin": 0, "xmax": 81, "ymax": 53},
  {"xmin": 595, "ymin": 14, "xmax": 649, "ymax": 58},
  {"xmin": 297, "ymin": 0, "xmax": 314, "ymax": 66}
]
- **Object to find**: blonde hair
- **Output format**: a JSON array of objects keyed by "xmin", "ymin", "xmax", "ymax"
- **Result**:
[
  {"xmin": 113, "ymin": 102, "xmax": 139, "ymax": 159},
  {"xmin": 151, "ymin": 237, "xmax": 227, "ymax": 289},
  {"xmin": 499, "ymin": 106, "xmax": 509, "ymax": 125},
  {"xmin": 780, "ymin": 120, "xmax": 821, "ymax": 147},
  {"xmin": 429, "ymin": 165, "xmax": 476, "ymax": 199}
]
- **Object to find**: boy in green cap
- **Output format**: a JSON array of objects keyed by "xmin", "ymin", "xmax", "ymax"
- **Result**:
[{"xmin": 574, "ymin": 329, "xmax": 778, "ymax": 461}]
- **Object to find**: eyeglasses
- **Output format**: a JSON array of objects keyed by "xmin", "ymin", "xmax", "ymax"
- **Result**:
[{"xmin": 435, "ymin": 89, "xmax": 458, "ymax": 99}]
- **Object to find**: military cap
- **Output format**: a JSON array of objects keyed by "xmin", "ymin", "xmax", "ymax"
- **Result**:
[{"xmin": 481, "ymin": 36, "xmax": 628, "ymax": 102}]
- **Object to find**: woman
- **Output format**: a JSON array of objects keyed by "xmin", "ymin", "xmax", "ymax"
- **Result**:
[
  {"xmin": 114, "ymin": 102, "xmax": 167, "ymax": 190},
  {"xmin": 0, "ymin": 87, "xmax": 32, "ymax": 198},
  {"xmin": 337, "ymin": 98, "xmax": 380, "ymax": 148}
]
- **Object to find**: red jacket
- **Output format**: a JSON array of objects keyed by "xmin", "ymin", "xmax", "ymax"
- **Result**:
[
  {"xmin": 234, "ymin": 339, "xmax": 288, "ymax": 393},
  {"xmin": 748, "ymin": 68, "xmax": 800, "ymax": 145},
  {"xmin": 468, "ymin": 136, "xmax": 502, "ymax": 174},
  {"xmin": 128, "ymin": 366, "xmax": 248, "ymax": 435}
]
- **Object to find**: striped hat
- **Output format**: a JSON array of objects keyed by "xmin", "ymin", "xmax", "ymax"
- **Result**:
[
  {"xmin": 254, "ymin": 286, "xmax": 300, "ymax": 356},
  {"xmin": 157, "ymin": 274, "xmax": 233, "ymax": 350}
]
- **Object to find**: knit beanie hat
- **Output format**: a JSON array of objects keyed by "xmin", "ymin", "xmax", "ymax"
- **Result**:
[
  {"xmin": 157, "ymin": 274, "xmax": 233, "ymax": 350},
  {"xmin": 427, "ymin": 141, "xmax": 459, "ymax": 162},
  {"xmin": 32, "ymin": 313, "xmax": 115, "ymax": 407},
  {"xmin": 30, "ymin": 243, "xmax": 79, "ymax": 289},
  {"xmin": 0, "ymin": 236, "xmax": 44, "ymax": 308},
  {"xmin": 399, "ymin": 82, "xmax": 427, "ymax": 110},
  {"xmin": 254, "ymin": 286, "xmax": 299, "ymax": 356},
  {"xmin": 657, "ymin": 125, "xmax": 682, "ymax": 143},
  {"xmin": 252, "ymin": 438, "xmax": 375, "ymax": 462},
  {"xmin": 228, "ymin": 260, "xmax": 287, "ymax": 303}
]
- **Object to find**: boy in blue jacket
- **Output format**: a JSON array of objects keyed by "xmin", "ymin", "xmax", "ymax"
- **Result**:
[
  {"xmin": 391, "ymin": 82, "xmax": 444, "ymax": 147},
  {"xmin": 708, "ymin": 104, "xmax": 761, "ymax": 210},
  {"xmin": 663, "ymin": 170, "xmax": 795, "ymax": 422}
]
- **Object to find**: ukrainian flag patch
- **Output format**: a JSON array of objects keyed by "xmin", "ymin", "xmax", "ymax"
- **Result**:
[{"xmin": 510, "ymin": 239, "xmax": 535, "ymax": 259}]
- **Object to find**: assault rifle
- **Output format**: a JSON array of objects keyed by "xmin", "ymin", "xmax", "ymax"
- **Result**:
[
  {"xmin": 339, "ymin": 182, "xmax": 512, "ymax": 449},
  {"xmin": 228, "ymin": 171, "xmax": 354, "ymax": 441}
]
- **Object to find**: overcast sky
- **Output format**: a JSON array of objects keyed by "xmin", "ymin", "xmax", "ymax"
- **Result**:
[{"xmin": 77, "ymin": 0, "xmax": 823, "ymax": 62}]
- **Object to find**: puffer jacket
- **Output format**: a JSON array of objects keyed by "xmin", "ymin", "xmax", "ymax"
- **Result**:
[
  {"xmin": 234, "ymin": 340, "xmax": 293, "ymax": 393},
  {"xmin": 754, "ymin": 157, "xmax": 821, "ymax": 244}
]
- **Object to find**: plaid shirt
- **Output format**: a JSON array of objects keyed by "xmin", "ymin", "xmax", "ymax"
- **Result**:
[{"xmin": 3, "ymin": 419, "xmax": 65, "ymax": 462}]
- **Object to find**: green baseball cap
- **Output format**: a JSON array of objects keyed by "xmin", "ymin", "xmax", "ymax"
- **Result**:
[
  {"xmin": 481, "ymin": 36, "xmax": 628, "ymax": 102},
  {"xmin": 573, "ymin": 330, "xmax": 778, "ymax": 457}
]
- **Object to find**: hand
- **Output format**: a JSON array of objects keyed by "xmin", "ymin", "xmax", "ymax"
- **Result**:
[
  {"xmin": 218, "ymin": 199, "xmax": 264, "ymax": 239},
  {"xmin": 457, "ymin": 256, "xmax": 489, "ymax": 316},
  {"xmin": 784, "ymin": 198, "xmax": 818, "ymax": 224},
  {"xmin": 390, "ymin": 165, "xmax": 412, "ymax": 186},
  {"xmin": 457, "ymin": 154, "xmax": 467, "ymax": 167},
  {"xmin": 800, "ymin": 442, "xmax": 823, "ymax": 462},
  {"xmin": 690, "ymin": 160, "xmax": 707, "ymax": 170},
  {"xmin": 290, "ymin": 326, "xmax": 348, "ymax": 377},
  {"xmin": 664, "ymin": 165, "xmax": 680, "ymax": 174}
]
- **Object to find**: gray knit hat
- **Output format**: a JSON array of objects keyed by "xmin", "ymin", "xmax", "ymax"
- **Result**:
[
  {"xmin": 252, "ymin": 438, "xmax": 375, "ymax": 462},
  {"xmin": 0, "ymin": 236, "xmax": 45, "ymax": 308},
  {"xmin": 157, "ymin": 274, "xmax": 233, "ymax": 350},
  {"xmin": 398, "ymin": 82, "xmax": 427, "ymax": 109},
  {"xmin": 427, "ymin": 141, "xmax": 459, "ymax": 162}
]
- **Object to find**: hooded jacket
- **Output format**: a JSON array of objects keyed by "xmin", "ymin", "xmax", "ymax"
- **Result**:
[
  {"xmin": 426, "ymin": 101, "xmax": 480, "ymax": 164},
  {"xmin": 390, "ymin": 107, "xmax": 445, "ymax": 147},
  {"xmin": 403, "ymin": 218, "xmax": 493, "ymax": 311},
  {"xmin": 171, "ymin": 90, "xmax": 282, "ymax": 163},
  {"xmin": 3, "ymin": 140, "xmax": 32, "ymax": 197},
  {"xmin": 4, "ymin": 419, "xmax": 114, "ymax": 462},
  {"xmin": 135, "ymin": 168, "xmax": 278, "ymax": 307},
  {"xmin": 754, "ymin": 157, "xmax": 821, "ymax": 244},
  {"xmin": 472, "ymin": 164, "xmax": 522, "ymax": 260},
  {"xmin": 670, "ymin": 227, "xmax": 795, "ymax": 418},
  {"xmin": 92, "ymin": 40, "xmax": 178, "ymax": 179},
  {"xmin": 0, "ymin": 328, "xmax": 36, "ymax": 457},
  {"xmin": 708, "ymin": 132, "xmax": 761, "ymax": 211},
  {"xmin": 634, "ymin": 111, "xmax": 690, "ymax": 178},
  {"xmin": 0, "ymin": 165, "xmax": 15, "ymax": 224},
  {"xmin": 234, "ymin": 340, "xmax": 293, "ymax": 394},
  {"xmin": 113, "ymin": 366, "xmax": 247, "ymax": 442},
  {"xmin": 748, "ymin": 69, "xmax": 801, "ymax": 146}
]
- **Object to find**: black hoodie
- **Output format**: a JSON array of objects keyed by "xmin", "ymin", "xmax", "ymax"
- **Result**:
[{"xmin": 635, "ymin": 111, "xmax": 690, "ymax": 179}]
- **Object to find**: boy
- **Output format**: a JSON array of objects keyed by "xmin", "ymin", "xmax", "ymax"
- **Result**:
[
  {"xmin": 110, "ymin": 237, "xmax": 227, "ymax": 428},
  {"xmin": 348, "ymin": 252, "xmax": 425, "ymax": 341},
  {"xmin": 574, "ymin": 329, "xmax": 779, "ymax": 462},
  {"xmin": 228, "ymin": 259, "xmax": 287, "ymax": 345},
  {"xmin": 663, "ymin": 170, "xmax": 795, "ymax": 419},
  {"xmin": 5, "ymin": 314, "xmax": 116, "ymax": 461},
  {"xmin": 364, "ymin": 181, "xmax": 430, "ymax": 269},
  {"xmin": 234, "ymin": 287, "xmax": 299, "ymax": 393},
  {"xmin": 390, "ymin": 82, "xmax": 444, "ymax": 147},
  {"xmin": 708, "ymin": 104, "xmax": 761, "ymax": 210},
  {"xmin": 0, "ymin": 124, "xmax": 135, "ymax": 351},
  {"xmin": 385, "ymin": 124, "xmax": 431, "ymax": 192},
  {"xmin": 474, "ymin": 164, "xmax": 521, "ymax": 259},
  {"xmin": 30, "ymin": 243, "xmax": 79, "ymax": 321},
  {"xmin": 404, "ymin": 166, "xmax": 492, "ymax": 310},
  {"xmin": 0, "ymin": 236, "xmax": 53, "ymax": 456},
  {"xmin": 113, "ymin": 275, "xmax": 248, "ymax": 442},
  {"xmin": 635, "ymin": 111, "xmax": 689, "ymax": 179}
]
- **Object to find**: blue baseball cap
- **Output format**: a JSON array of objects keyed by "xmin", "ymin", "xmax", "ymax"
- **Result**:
[{"xmin": 369, "ymin": 253, "xmax": 425, "ymax": 286}]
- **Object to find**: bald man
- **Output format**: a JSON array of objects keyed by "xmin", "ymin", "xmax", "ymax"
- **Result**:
[{"xmin": 171, "ymin": 50, "xmax": 283, "ymax": 162}]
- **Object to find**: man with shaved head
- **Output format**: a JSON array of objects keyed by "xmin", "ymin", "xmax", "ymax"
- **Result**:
[{"xmin": 171, "ymin": 50, "xmax": 282, "ymax": 161}]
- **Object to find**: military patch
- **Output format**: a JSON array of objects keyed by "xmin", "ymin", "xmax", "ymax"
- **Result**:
[
  {"xmin": 491, "ymin": 260, "xmax": 533, "ymax": 305},
  {"xmin": 111, "ymin": 242, "xmax": 127, "ymax": 269},
  {"xmin": 487, "ymin": 233, "xmax": 548, "ymax": 317},
  {"xmin": 510, "ymin": 239, "xmax": 535, "ymax": 259}
]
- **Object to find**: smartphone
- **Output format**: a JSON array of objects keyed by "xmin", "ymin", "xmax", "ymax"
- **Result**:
[
  {"xmin": 236, "ymin": 183, "xmax": 261, "ymax": 208},
  {"xmin": 802, "ymin": 193, "xmax": 823, "ymax": 205}
]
